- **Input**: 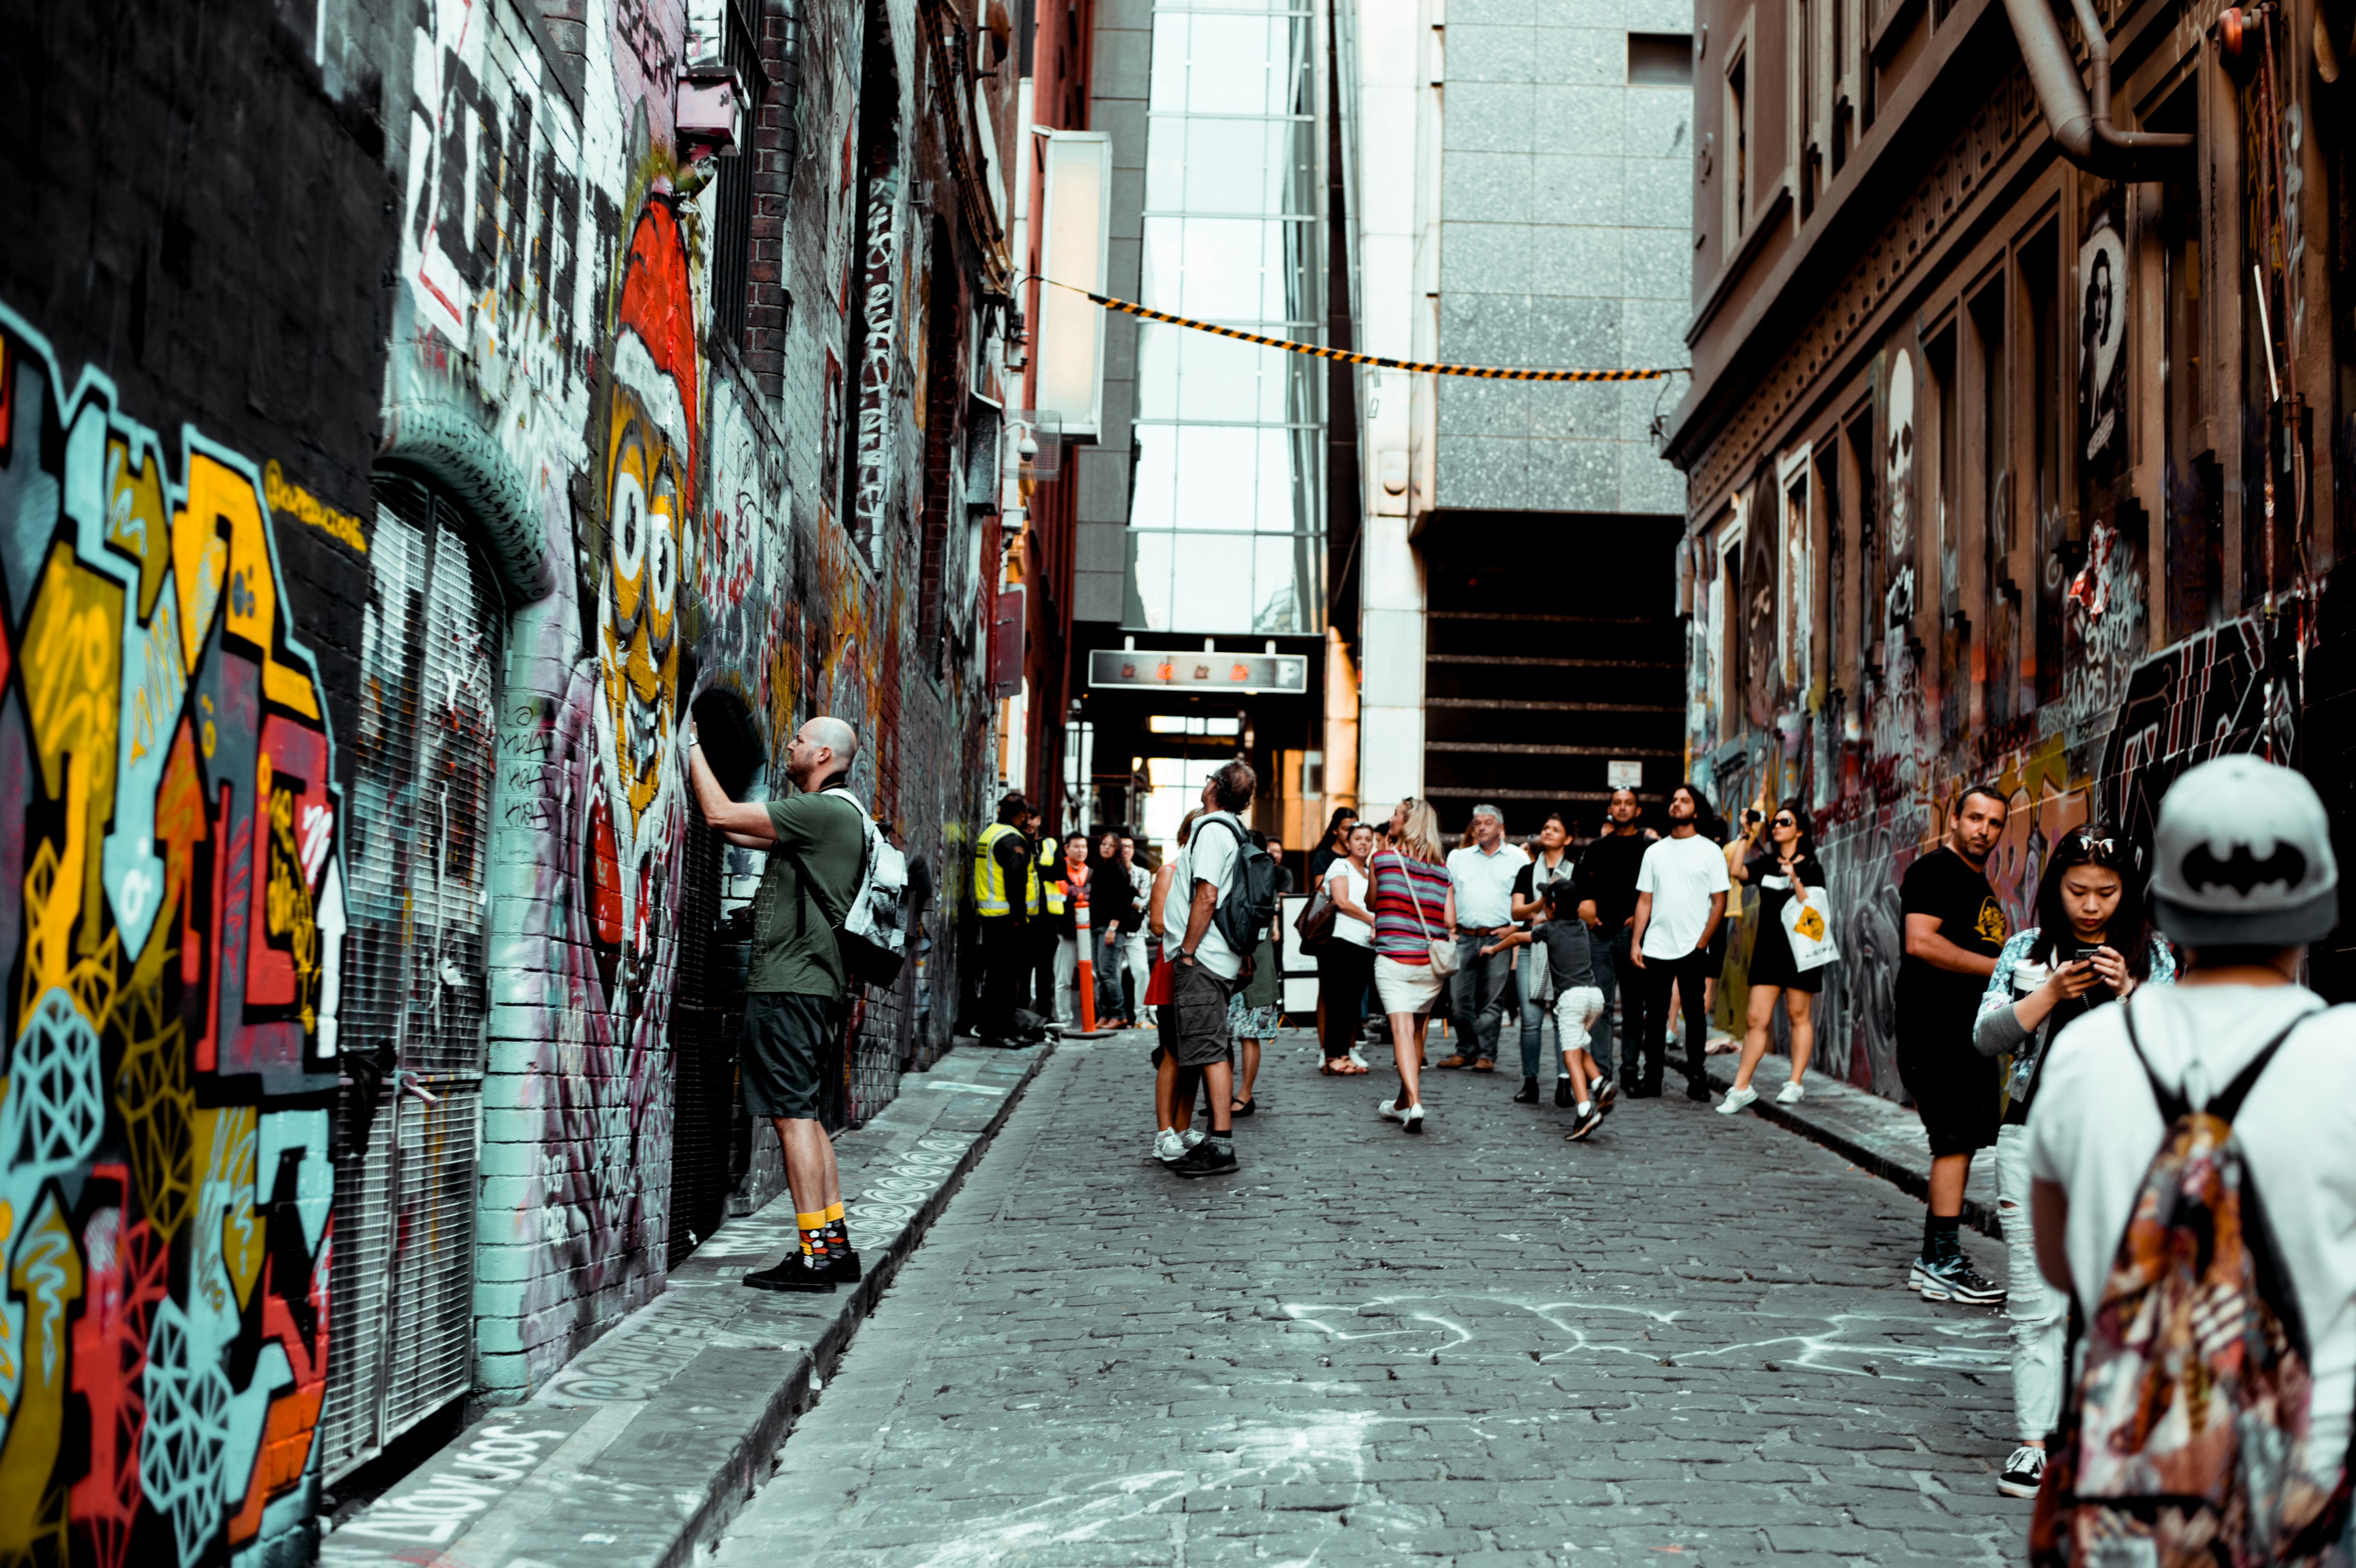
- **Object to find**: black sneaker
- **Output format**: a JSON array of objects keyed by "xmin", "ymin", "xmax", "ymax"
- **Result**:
[
  {"xmin": 1171, "ymin": 1139, "xmax": 1238, "ymax": 1179},
  {"xmin": 1595, "ymin": 1078, "xmax": 1619, "ymax": 1115},
  {"xmin": 1998, "ymin": 1444, "xmax": 2046, "ymax": 1498},
  {"xmin": 1684, "ymin": 1081, "xmax": 1712, "ymax": 1103},
  {"xmin": 826, "ymin": 1246, "xmax": 863, "ymax": 1284},
  {"xmin": 1513, "ymin": 1077, "xmax": 1540, "ymax": 1104},
  {"xmin": 744, "ymin": 1253, "xmax": 837, "ymax": 1293},
  {"xmin": 1553, "ymin": 1076, "xmax": 1574, "ymax": 1108},
  {"xmin": 1563, "ymin": 1106, "xmax": 1603, "ymax": 1142},
  {"xmin": 1915, "ymin": 1254, "xmax": 2006, "ymax": 1305}
]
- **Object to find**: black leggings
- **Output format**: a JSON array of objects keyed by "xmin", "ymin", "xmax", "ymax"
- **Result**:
[
  {"xmin": 1634, "ymin": 948, "xmax": 1714, "ymax": 1090},
  {"xmin": 1316, "ymin": 942, "xmax": 1376, "ymax": 1058}
]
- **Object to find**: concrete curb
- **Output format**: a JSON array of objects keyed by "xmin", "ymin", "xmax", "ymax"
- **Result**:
[
  {"xmin": 1676, "ymin": 1037, "xmax": 2003, "ymax": 1240},
  {"xmin": 319, "ymin": 1039, "xmax": 1056, "ymax": 1568}
]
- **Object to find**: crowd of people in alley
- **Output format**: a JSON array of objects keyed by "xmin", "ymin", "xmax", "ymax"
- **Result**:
[
  {"xmin": 691, "ymin": 712, "xmax": 2356, "ymax": 1552},
  {"xmin": 952, "ymin": 751, "xmax": 2356, "ymax": 1534}
]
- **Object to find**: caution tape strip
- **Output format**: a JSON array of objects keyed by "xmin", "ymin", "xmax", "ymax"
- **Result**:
[{"xmin": 1035, "ymin": 276, "xmax": 1683, "ymax": 383}]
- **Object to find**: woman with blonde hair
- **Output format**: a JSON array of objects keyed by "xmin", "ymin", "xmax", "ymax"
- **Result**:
[{"xmin": 1369, "ymin": 799, "xmax": 1455, "ymax": 1132}]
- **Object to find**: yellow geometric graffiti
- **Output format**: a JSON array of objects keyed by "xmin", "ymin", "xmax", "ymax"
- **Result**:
[
  {"xmin": 114, "ymin": 897, "xmax": 194, "ymax": 1247},
  {"xmin": 258, "ymin": 755, "xmax": 322, "ymax": 1036},
  {"xmin": 106, "ymin": 436, "xmax": 172, "ymax": 621},
  {"xmin": 192, "ymin": 1106, "xmax": 264, "ymax": 1317},
  {"xmin": 175, "ymin": 454, "xmax": 320, "ymax": 721},
  {"xmin": 0, "ymin": 1193, "xmax": 82, "ymax": 1564},
  {"xmin": 19, "ymin": 545, "xmax": 124, "ymax": 985}
]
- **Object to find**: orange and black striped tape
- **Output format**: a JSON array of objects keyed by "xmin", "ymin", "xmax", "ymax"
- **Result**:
[{"xmin": 1035, "ymin": 276, "xmax": 1681, "ymax": 384}]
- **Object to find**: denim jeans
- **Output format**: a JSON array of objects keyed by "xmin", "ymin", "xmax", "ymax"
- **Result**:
[
  {"xmin": 1518, "ymin": 968, "xmax": 1555, "ymax": 1079},
  {"xmin": 1995, "ymin": 1122, "xmax": 2066, "ymax": 1440},
  {"xmin": 1609, "ymin": 925, "xmax": 1644, "ymax": 1083},
  {"xmin": 1094, "ymin": 928, "xmax": 1126, "ymax": 1023},
  {"xmin": 1449, "ymin": 932, "xmax": 1518, "ymax": 1062},
  {"xmin": 1587, "ymin": 926, "xmax": 1621, "ymax": 1081}
]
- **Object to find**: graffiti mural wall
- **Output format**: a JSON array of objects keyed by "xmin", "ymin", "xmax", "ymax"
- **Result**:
[
  {"xmin": 0, "ymin": 0, "xmax": 1012, "ymax": 1556},
  {"xmin": 0, "ymin": 306, "xmax": 345, "ymax": 1568}
]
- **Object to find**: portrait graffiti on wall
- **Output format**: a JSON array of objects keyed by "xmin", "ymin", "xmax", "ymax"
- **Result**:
[
  {"xmin": 1883, "ymin": 348, "xmax": 1917, "ymax": 632},
  {"xmin": 2079, "ymin": 219, "xmax": 2128, "ymax": 467}
]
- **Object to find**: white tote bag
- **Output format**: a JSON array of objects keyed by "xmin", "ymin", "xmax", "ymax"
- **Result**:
[{"xmin": 1780, "ymin": 886, "xmax": 1840, "ymax": 972}]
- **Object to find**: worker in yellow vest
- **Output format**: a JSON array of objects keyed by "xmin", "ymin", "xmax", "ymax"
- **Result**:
[{"xmin": 972, "ymin": 791, "xmax": 1042, "ymax": 1045}]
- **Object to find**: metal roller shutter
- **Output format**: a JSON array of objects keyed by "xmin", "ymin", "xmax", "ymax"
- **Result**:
[{"xmin": 320, "ymin": 475, "xmax": 503, "ymax": 1478}]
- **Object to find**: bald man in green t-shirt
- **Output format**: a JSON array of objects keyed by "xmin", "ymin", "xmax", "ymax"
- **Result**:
[{"xmin": 688, "ymin": 714, "xmax": 868, "ymax": 1293}]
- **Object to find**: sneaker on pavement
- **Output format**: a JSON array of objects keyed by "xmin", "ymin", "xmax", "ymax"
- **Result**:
[
  {"xmin": 1377, "ymin": 1097, "xmax": 1404, "ymax": 1122},
  {"xmin": 1716, "ymin": 1085, "xmax": 1759, "ymax": 1116},
  {"xmin": 1563, "ymin": 1105, "xmax": 1603, "ymax": 1142},
  {"xmin": 1776, "ymin": 1079, "xmax": 1807, "ymax": 1105},
  {"xmin": 744, "ymin": 1254, "xmax": 837, "ymax": 1293},
  {"xmin": 1182, "ymin": 1128, "xmax": 1207, "ymax": 1149},
  {"xmin": 1346, "ymin": 1047, "xmax": 1370, "ymax": 1070},
  {"xmin": 1154, "ymin": 1129, "xmax": 1186, "ymax": 1162},
  {"xmin": 1171, "ymin": 1139, "xmax": 1238, "ymax": 1178},
  {"xmin": 1553, "ymin": 1076, "xmax": 1575, "ymax": 1108},
  {"xmin": 1684, "ymin": 1081, "xmax": 1712, "ymax": 1103},
  {"xmin": 1998, "ymin": 1444, "xmax": 2046, "ymax": 1498},
  {"xmin": 826, "ymin": 1246, "xmax": 863, "ymax": 1284},
  {"xmin": 1595, "ymin": 1078, "xmax": 1619, "ymax": 1115},
  {"xmin": 1916, "ymin": 1254, "xmax": 2007, "ymax": 1305}
]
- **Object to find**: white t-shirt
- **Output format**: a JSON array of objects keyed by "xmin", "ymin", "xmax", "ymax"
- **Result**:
[
  {"xmin": 2027, "ymin": 984, "xmax": 2356, "ymax": 1482},
  {"xmin": 1447, "ymin": 840, "xmax": 1529, "ymax": 929},
  {"xmin": 1325, "ymin": 861, "xmax": 1375, "ymax": 948},
  {"xmin": 1635, "ymin": 834, "xmax": 1731, "ymax": 959},
  {"xmin": 1162, "ymin": 811, "xmax": 1247, "ymax": 980}
]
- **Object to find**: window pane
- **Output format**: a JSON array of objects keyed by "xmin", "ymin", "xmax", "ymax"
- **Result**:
[
  {"xmin": 1178, "ymin": 16, "xmax": 1281, "ymax": 114},
  {"xmin": 1172, "ymin": 426, "xmax": 1261, "ymax": 527},
  {"xmin": 1254, "ymin": 533, "xmax": 1316, "ymax": 633},
  {"xmin": 1130, "ymin": 426, "xmax": 1177, "ymax": 530},
  {"xmin": 1169, "ymin": 533, "xmax": 1259, "ymax": 629},
  {"xmin": 1126, "ymin": 530, "xmax": 1176, "ymax": 629}
]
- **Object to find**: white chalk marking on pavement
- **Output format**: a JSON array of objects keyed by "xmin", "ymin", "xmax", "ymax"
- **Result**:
[{"xmin": 913, "ymin": 1080, "xmax": 1010, "ymax": 1096}]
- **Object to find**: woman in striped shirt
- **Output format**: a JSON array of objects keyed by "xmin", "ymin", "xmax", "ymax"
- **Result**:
[{"xmin": 1369, "ymin": 800, "xmax": 1455, "ymax": 1133}]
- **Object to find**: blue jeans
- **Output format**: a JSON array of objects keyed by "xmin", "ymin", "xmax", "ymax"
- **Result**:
[
  {"xmin": 1450, "ymin": 932, "xmax": 1518, "ymax": 1062},
  {"xmin": 1587, "ymin": 926, "xmax": 1620, "ymax": 1081},
  {"xmin": 1518, "ymin": 973, "xmax": 1555, "ymax": 1078}
]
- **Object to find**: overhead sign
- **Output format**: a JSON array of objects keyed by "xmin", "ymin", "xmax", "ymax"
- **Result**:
[
  {"xmin": 1089, "ymin": 649, "xmax": 1309, "ymax": 694},
  {"xmin": 1607, "ymin": 759, "xmax": 1644, "ymax": 790}
]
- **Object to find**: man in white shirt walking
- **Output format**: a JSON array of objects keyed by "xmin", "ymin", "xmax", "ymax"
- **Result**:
[
  {"xmin": 1439, "ymin": 804, "xmax": 1529, "ymax": 1073},
  {"xmin": 1630, "ymin": 783, "xmax": 1730, "ymax": 1099}
]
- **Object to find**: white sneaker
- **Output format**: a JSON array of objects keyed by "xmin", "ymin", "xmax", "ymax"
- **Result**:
[
  {"xmin": 1182, "ymin": 1128, "xmax": 1206, "ymax": 1149},
  {"xmin": 1154, "ymin": 1129, "xmax": 1185, "ymax": 1162},
  {"xmin": 1776, "ymin": 1080, "xmax": 1806, "ymax": 1104},
  {"xmin": 1347, "ymin": 1047, "xmax": 1369, "ymax": 1070},
  {"xmin": 1716, "ymin": 1085, "xmax": 1759, "ymax": 1116},
  {"xmin": 1378, "ymin": 1097, "xmax": 1404, "ymax": 1122}
]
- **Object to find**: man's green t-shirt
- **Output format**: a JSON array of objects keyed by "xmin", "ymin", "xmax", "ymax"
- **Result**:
[{"xmin": 748, "ymin": 792, "xmax": 867, "ymax": 999}]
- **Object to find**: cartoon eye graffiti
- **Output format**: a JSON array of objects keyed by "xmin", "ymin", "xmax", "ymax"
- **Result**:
[{"xmin": 648, "ymin": 462, "xmax": 677, "ymax": 621}]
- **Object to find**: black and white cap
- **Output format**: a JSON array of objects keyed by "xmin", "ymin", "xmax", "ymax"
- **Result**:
[{"xmin": 2149, "ymin": 754, "xmax": 2338, "ymax": 946}]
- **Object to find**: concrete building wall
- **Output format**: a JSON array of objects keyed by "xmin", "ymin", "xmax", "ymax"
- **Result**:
[{"xmin": 1431, "ymin": 0, "xmax": 1693, "ymax": 514}]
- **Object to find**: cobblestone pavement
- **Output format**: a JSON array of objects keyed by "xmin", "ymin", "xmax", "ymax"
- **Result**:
[{"xmin": 714, "ymin": 1030, "xmax": 2032, "ymax": 1567}]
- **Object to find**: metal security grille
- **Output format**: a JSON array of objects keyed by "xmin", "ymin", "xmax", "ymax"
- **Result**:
[
  {"xmin": 321, "ymin": 475, "xmax": 503, "ymax": 1479},
  {"xmin": 709, "ymin": 0, "xmax": 769, "ymax": 354},
  {"xmin": 666, "ymin": 815, "xmax": 738, "ymax": 1267}
]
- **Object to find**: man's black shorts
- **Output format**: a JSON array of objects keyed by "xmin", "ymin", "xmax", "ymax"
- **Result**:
[
  {"xmin": 1896, "ymin": 1028, "xmax": 1998, "ymax": 1157},
  {"xmin": 742, "ymin": 992, "xmax": 843, "ymax": 1120}
]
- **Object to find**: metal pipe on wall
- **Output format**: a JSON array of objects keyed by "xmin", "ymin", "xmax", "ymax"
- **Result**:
[{"xmin": 2000, "ymin": 0, "xmax": 2196, "ymax": 178}]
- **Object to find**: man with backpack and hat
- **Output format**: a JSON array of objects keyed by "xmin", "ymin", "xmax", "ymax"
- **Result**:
[
  {"xmin": 687, "ymin": 714, "xmax": 905, "ymax": 1293},
  {"xmin": 1161, "ymin": 759, "xmax": 1280, "ymax": 1179},
  {"xmin": 2028, "ymin": 754, "xmax": 2355, "ymax": 1563}
]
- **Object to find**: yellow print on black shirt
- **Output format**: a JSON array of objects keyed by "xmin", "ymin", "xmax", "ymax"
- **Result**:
[{"xmin": 1974, "ymin": 896, "xmax": 2009, "ymax": 946}]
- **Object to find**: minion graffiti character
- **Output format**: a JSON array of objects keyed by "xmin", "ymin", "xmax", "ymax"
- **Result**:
[{"xmin": 594, "ymin": 197, "xmax": 700, "ymax": 951}]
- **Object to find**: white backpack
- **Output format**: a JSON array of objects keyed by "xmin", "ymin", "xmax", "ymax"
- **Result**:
[{"xmin": 795, "ymin": 789, "xmax": 908, "ymax": 987}]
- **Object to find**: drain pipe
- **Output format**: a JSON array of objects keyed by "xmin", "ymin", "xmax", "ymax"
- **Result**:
[{"xmin": 2001, "ymin": 0, "xmax": 2195, "ymax": 178}]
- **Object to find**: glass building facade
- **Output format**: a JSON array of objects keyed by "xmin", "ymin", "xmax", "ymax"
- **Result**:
[{"xmin": 1123, "ymin": 0, "xmax": 1326, "ymax": 635}]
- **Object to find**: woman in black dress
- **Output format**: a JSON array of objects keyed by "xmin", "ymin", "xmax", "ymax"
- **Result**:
[{"xmin": 1716, "ymin": 799, "xmax": 1830, "ymax": 1114}]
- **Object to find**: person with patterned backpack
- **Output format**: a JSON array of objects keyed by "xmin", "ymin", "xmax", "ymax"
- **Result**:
[{"xmin": 2027, "ymin": 755, "xmax": 2356, "ymax": 1565}]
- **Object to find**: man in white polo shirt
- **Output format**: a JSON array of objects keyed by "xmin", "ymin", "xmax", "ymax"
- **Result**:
[{"xmin": 1438, "ymin": 803, "xmax": 1529, "ymax": 1073}]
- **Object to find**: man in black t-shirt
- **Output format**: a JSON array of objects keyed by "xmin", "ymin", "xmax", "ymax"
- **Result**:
[
  {"xmin": 1575, "ymin": 788, "xmax": 1655, "ymax": 1086},
  {"xmin": 1896, "ymin": 783, "xmax": 2010, "ymax": 1305}
]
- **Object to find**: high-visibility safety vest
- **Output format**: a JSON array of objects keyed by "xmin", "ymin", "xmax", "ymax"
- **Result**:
[
  {"xmin": 1044, "ymin": 877, "xmax": 1068, "ymax": 916},
  {"xmin": 972, "ymin": 823, "xmax": 1043, "ymax": 917},
  {"xmin": 1047, "ymin": 860, "xmax": 1089, "ymax": 917}
]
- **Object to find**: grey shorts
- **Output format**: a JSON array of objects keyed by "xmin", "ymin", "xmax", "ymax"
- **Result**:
[
  {"xmin": 1168, "ymin": 960, "xmax": 1236, "ymax": 1068},
  {"xmin": 741, "ymin": 992, "xmax": 842, "ymax": 1120}
]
